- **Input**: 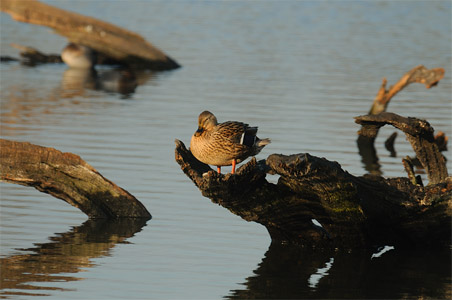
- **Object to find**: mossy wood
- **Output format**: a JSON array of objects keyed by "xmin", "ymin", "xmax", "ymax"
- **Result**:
[
  {"xmin": 0, "ymin": 139, "xmax": 151, "ymax": 219},
  {"xmin": 0, "ymin": 0, "xmax": 180, "ymax": 70},
  {"xmin": 175, "ymin": 134, "xmax": 451, "ymax": 248}
]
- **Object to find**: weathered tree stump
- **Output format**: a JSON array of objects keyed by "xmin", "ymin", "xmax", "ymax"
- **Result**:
[
  {"xmin": 0, "ymin": 139, "xmax": 151, "ymax": 219},
  {"xmin": 0, "ymin": 0, "xmax": 180, "ymax": 70},
  {"xmin": 175, "ymin": 112, "xmax": 451, "ymax": 248}
]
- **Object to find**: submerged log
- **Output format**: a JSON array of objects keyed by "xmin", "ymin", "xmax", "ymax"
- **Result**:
[
  {"xmin": 0, "ymin": 139, "xmax": 151, "ymax": 219},
  {"xmin": 175, "ymin": 113, "xmax": 451, "ymax": 248},
  {"xmin": 0, "ymin": 0, "xmax": 180, "ymax": 70}
]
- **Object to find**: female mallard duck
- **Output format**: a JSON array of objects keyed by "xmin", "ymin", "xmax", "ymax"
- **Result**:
[
  {"xmin": 190, "ymin": 111, "xmax": 271, "ymax": 174},
  {"xmin": 61, "ymin": 43, "xmax": 96, "ymax": 69}
]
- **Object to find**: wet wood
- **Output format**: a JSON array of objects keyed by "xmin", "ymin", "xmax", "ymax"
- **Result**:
[
  {"xmin": 0, "ymin": 0, "xmax": 180, "ymax": 70},
  {"xmin": 357, "ymin": 65, "xmax": 447, "ymax": 176},
  {"xmin": 355, "ymin": 112, "xmax": 448, "ymax": 184},
  {"xmin": 434, "ymin": 131, "xmax": 448, "ymax": 152},
  {"xmin": 9, "ymin": 43, "xmax": 63, "ymax": 66},
  {"xmin": 7, "ymin": 43, "xmax": 120, "ymax": 67},
  {"xmin": 0, "ymin": 139, "xmax": 151, "ymax": 219},
  {"xmin": 402, "ymin": 156, "xmax": 422, "ymax": 186},
  {"xmin": 175, "ymin": 112, "xmax": 451, "ymax": 248}
]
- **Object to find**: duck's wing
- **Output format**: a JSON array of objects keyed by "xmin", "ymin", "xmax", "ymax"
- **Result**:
[
  {"xmin": 216, "ymin": 121, "xmax": 259, "ymax": 148},
  {"xmin": 215, "ymin": 121, "xmax": 247, "ymax": 144}
]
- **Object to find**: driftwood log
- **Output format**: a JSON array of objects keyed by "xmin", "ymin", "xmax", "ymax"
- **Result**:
[
  {"xmin": 175, "ymin": 135, "xmax": 451, "ymax": 249},
  {"xmin": 0, "ymin": 139, "xmax": 151, "ymax": 219},
  {"xmin": 0, "ymin": 0, "xmax": 180, "ymax": 70},
  {"xmin": 175, "ymin": 66, "xmax": 450, "ymax": 249}
]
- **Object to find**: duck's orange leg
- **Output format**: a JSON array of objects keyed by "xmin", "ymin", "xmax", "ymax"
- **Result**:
[
  {"xmin": 217, "ymin": 166, "xmax": 221, "ymax": 173},
  {"xmin": 231, "ymin": 159, "xmax": 236, "ymax": 174}
]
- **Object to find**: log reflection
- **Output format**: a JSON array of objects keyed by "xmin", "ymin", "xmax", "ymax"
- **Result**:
[
  {"xmin": 227, "ymin": 243, "xmax": 451, "ymax": 299},
  {"xmin": 357, "ymin": 135, "xmax": 382, "ymax": 176},
  {"xmin": 0, "ymin": 218, "xmax": 148, "ymax": 297}
]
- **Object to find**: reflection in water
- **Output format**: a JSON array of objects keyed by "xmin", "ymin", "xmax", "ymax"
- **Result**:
[
  {"xmin": 0, "ymin": 66, "xmax": 156, "ymax": 132},
  {"xmin": 1, "ymin": 1, "xmax": 450, "ymax": 298},
  {"xmin": 0, "ymin": 218, "xmax": 148, "ymax": 298},
  {"xmin": 357, "ymin": 135, "xmax": 382, "ymax": 176},
  {"xmin": 227, "ymin": 243, "xmax": 451, "ymax": 299},
  {"xmin": 307, "ymin": 257, "xmax": 334, "ymax": 289},
  {"xmin": 60, "ymin": 68, "xmax": 98, "ymax": 98},
  {"xmin": 96, "ymin": 69, "xmax": 138, "ymax": 96},
  {"xmin": 61, "ymin": 67, "xmax": 154, "ymax": 99}
]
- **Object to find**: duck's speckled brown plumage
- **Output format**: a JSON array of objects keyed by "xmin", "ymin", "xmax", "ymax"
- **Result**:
[{"xmin": 190, "ymin": 111, "xmax": 270, "ymax": 173}]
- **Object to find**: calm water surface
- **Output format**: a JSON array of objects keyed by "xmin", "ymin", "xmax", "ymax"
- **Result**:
[{"xmin": 1, "ymin": 1, "xmax": 451, "ymax": 299}]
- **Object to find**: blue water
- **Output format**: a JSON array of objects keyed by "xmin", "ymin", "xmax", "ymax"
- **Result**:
[{"xmin": 1, "ymin": 1, "xmax": 451, "ymax": 299}]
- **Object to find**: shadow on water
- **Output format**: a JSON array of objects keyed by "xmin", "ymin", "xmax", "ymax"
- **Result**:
[
  {"xmin": 0, "ymin": 218, "xmax": 148, "ymax": 298},
  {"xmin": 227, "ymin": 243, "xmax": 451, "ymax": 299}
]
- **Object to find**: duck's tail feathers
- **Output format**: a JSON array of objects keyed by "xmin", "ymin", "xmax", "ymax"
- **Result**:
[{"xmin": 257, "ymin": 138, "xmax": 271, "ymax": 147}]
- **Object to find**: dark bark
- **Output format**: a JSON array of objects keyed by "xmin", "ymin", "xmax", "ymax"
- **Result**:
[
  {"xmin": 0, "ymin": 139, "xmax": 151, "ymax": 219},
  {"xmin": 0, "ymin": 0, "xmax": 180, "ymax": 70},
  {"xmin": 175, "ymin": 112, "xmax": 451, "ymax": 248},
  {"xmin": 355, "ymin": 112, "xmax": 448, "ymax": 184},
  {"xmin": 7, "ymin": 43, "xmax": 63, "ymax": 66}
]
